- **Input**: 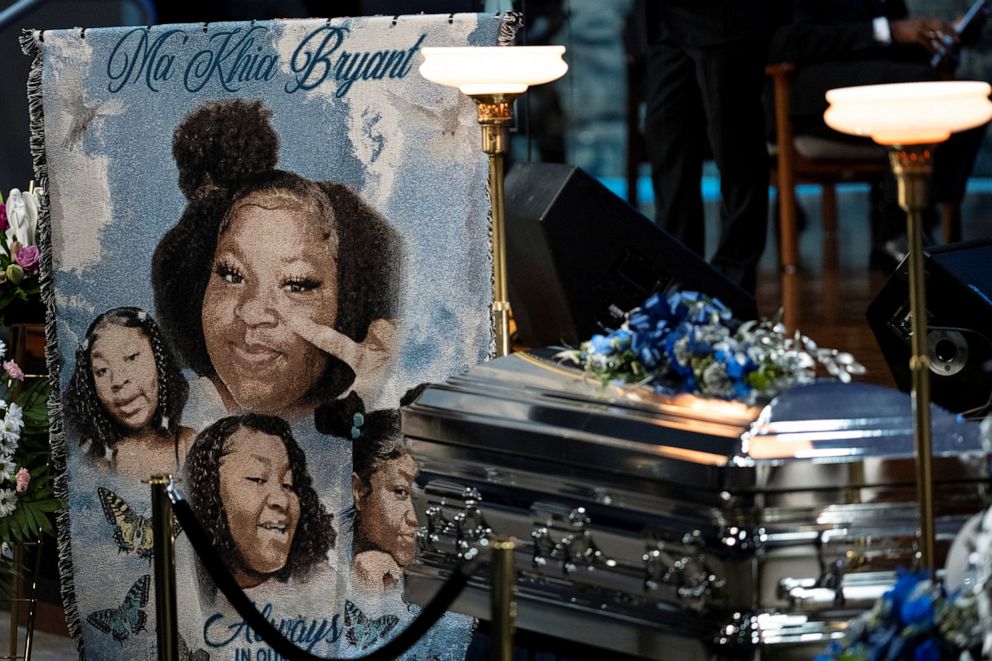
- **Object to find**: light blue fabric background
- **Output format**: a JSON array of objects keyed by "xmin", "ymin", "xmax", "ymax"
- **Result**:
[{"xmin": 36, "ymin": 13, "xmax": 501, "ymax": 660}]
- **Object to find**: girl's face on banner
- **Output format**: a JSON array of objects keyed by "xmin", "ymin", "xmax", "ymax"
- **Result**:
[
  {"xmin": 219, "ymin": 427, "xmax": 300, "ymax": 580},
  {"xmin": 359, "ymin": 454, "xmax": 418, "ymax": 567},
  {"xmin": 89, "ymin": 324, "xmax": 159, "ymax": 431},
  {"xmin": 201, "ymin": 191, "xmax": 339, "ymax": 414}
]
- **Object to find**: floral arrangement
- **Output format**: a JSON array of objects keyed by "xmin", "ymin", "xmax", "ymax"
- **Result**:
[
  {"xmin": 0, "ymin": 338, "xmax": 57, "ymax": 543},
  {"xmin": 0, "ymin": 184, "xmax": 58, "ymax": 588},
  {"xmin": 0, "ymin": 186, "xmax": 42, "ymax": 322},
  {"xmin": 815, "ymin": 568, "xmax": 984, "ymax": 661},
  {"xmin": 558, "ymin": 290, "xmax": 865, "ymax": 404}
]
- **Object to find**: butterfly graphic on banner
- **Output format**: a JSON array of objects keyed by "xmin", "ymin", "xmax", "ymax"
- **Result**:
[
  {"xmin": 344, "ymin": 600, "xmax": 400, "ymax": 650},
  {"xmin": 85, "ymin": 574, "xmax": 150, "ymax": 644},
  {"xmin": 179, "ymin": 632, "xmax": 210, "ymax": 661},
  {"xmin": 98, "ymin": 486, "xmax": 182, "ymax": 560}
]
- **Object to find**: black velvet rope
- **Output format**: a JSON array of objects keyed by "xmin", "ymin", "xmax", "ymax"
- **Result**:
[{"xmin": 170, "ymin": 498, "xmax": 479, "ymax": 660}]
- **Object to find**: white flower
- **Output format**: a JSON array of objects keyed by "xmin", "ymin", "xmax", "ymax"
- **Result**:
[
  {"xmin": 0, "ymin": 340, "xmax": 6, "ymax": 360},
  {"xmin": 5, "ymin": 402, "xmax": 23, "ymax": 430},
  {"xmin": 1, "ymin": 420, "xmax": 19, "ymax": 446},
  {"xmin": 0, "ymin": 457, "xmax": 17, "ymax": 482},
  {"xmin": 0, "ymin": 489, "xmax": 18, "ymax": 518}
]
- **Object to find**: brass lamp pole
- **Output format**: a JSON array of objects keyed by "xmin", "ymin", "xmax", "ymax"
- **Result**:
[
  {"xmin": 825, "ymin": 81, "xmax": 992, "ymax": 575},
  {"xmin": 890, "ymin": 144, "xmax": 937, "ymax": 572},
  {"xmin": 474, "ymin": 93, "xmax": 517, "ymax": 357},
  {"xmin": 419, "ymin": 46, "xmax": 568, "ymax": 357}
]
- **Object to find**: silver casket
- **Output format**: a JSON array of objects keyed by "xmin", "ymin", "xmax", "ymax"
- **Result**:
[{"xmin": 401, "ymin": 351, "xmax": 991, "ymax": 659}]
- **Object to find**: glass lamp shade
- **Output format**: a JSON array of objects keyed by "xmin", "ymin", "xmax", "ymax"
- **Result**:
[
  {"xmin": 824, "ymin": 81, "xmax": 992, "ymax": 145},
  {"xmin": 419, "ymin": 45, "xmax": 567, "ymax": 95}
]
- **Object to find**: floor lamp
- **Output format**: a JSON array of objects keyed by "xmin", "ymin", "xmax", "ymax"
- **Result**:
[
  {"xmin": 824, "ymin": 81, "xmax": 992, "ymax": 575},
  {"xmin": 419, "ymin": 45, "xmax": 568, "ymax": 357},
  {"xmin": 418, "ymin": 45, "xmax": 567, "ymax": 661}
]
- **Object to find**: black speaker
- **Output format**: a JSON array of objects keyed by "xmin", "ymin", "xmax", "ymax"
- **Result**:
[
  {"xmin": 866, "ymin": 238, "xmax": 992, "ymax": 415},
  {"xmin": 505, "ymin": 163, "xmax": 758, "ymax": 347}
]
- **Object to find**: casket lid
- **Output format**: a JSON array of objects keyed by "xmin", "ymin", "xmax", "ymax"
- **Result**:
[{"xmin": 403, "ymin": 351, "xmax": 986, "ymax": 493}]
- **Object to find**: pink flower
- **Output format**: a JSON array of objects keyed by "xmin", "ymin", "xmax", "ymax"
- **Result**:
[
  {"xmin": 0, "ymin": 204, "xmax": 6, "ymax": 234},
  {"xmin": 14, "ymin": 468, "xmax": 29, "ymax": 494},
  {"xmin": 14, "ymin": 245, "xmax": 39, "ymax": 275},
  {"xmin": 4, "ymin": 361, "xmax": 23, "ymax": 381}
]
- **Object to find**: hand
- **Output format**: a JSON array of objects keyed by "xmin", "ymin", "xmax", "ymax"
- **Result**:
[
  {"xmin": 281, "ymin": 313, "xmax": 396, "ymax": 405},
  {"xmin": 891, "ymin": 17, "xmax": 959, "ymax": 54},
  {"xmin": 352, "ymin": 550, "xmax": 403, "ymax": 592}
]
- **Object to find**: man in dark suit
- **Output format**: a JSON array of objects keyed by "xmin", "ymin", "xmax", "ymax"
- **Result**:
[
  {"xmin": 770, "ymin": 0, "xmax": 987, "ymax": 268},
  {"xmin": 643, "ymin": 3, "xmax": 777, "ymax": 295}
]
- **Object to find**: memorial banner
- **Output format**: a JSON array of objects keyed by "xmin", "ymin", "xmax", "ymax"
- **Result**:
[{"xmin": 22, "ymin": 12, "xmax": 514, "ymax": 659}]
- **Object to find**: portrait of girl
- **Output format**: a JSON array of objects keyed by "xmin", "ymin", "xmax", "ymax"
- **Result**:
[
  {"xmin": 152, "ymin": 99, "xmax": 402, "ymax": 426},
  {"xmin": 64, "ymin": 307, "xmax": 195, "ymax": 477},
  {"xmin": 350, "ymin": 409, "xmax": 418, "ymax": 593},
  {"xmin": 185, "ymin": 413, "xmax": 336, "ymax": 593}
]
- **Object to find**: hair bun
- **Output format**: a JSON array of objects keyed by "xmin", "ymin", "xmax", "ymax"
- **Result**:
[
  {"xmin": 315, "ymin": 391, "xmax": 367, "ymax": 438},
  {"xmin": 172, "ymin": 99, "xmax": 279, "ymax": 199}
]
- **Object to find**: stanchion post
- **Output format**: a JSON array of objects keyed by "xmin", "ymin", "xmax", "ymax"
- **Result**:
[
  {"xmin": 490, "ymin": 537, "xmax": 517, "ymax": 661},
  {"xmin": 23, "ymin": 534, "xmax": 43, "ymax": 661},
  {"xmin": 150, "ymin": 474, "xmax": 178, "ymax": 661},
  {"xmin": 9, "ymin": 542, "xmax": 21, "ymax": 661}
]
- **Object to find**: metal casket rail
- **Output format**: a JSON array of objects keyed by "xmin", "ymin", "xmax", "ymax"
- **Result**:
[{"xmin": 401, "ymin": 352, "xmax": 991, "ymax": 659}]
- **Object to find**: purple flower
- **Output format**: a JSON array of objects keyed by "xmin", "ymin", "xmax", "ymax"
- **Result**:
[
  {"xmin": 14, "ymin": 468, "xmax": 29, "ymax": 494},
  {"xmin": 3, "ymin": 361, "xmax": 23, "ymax": 381},
  {"xmin": 14, "ymin": 245, "xmax": 39, "ymax": 275},
  {"xmin": 0, "ymin": 204, "xmax": 6, "ymax": 234}
]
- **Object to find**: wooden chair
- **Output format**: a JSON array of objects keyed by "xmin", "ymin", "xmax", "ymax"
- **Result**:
[
  {"xmin": 766, "ymin": 63, "xmax": 890, "ymax": 328},
  {"xmin": 766, "ymin": 63, "xmax": 890, "ymax": 273}
]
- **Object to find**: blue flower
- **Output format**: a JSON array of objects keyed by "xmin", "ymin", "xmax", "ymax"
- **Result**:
[
  {"xmin": 913, "ymin": 639, "xmax": 941, "ymax": 661},
  {"xmin": 867, "ymin": 623, "xmax": 897, "ymax": 656},
  {"xmin": 711, "ymin": 297, "xmax": 732, "ymax": 320},
  {"xmin": 900, "ymin": 593, "xmax": 934, "ymax": 629},
  {"xmin": 725, "ymin": 354, "xmax": 745, "ymax": 378},
  {"xmin": 628, "ymin": 310, "xmax": 653, "ymax": 332},
  {"xmin": 667, "ymin": 292, "xmax": 691, "ymax": 323},
  {"xmin": 887, "ymin": 570, "xmax": 928, "ymax": 611},
  {"xmin": 732, "ymin": 380, "xmax": 751, "ymax": 399},
  {"xmin": 637, "ymin": 346, "xmax": 661, "ymax": 370},
  {"xmin": 883, "ymin": 634, "xmax": 908, "ymax": 661},
  {"xmin": 589, "ymin": 334, "xmax": 612, "ymax": 354},
  {"xmin": 642, "ymin": 292, "xmax": 669, "ymax": 321}
]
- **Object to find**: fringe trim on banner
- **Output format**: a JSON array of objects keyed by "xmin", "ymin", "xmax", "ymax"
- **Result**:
[
  {"xmin": 498, "ymin": 11, "xmax": 522, "ymax": 46},
  {"xmin": 484, "ymin": 167, "xmax": 496, "ymax": 361},
  {"xmin": 19, "ymin": 28, "xmax": 85, "ymax": 660}
]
